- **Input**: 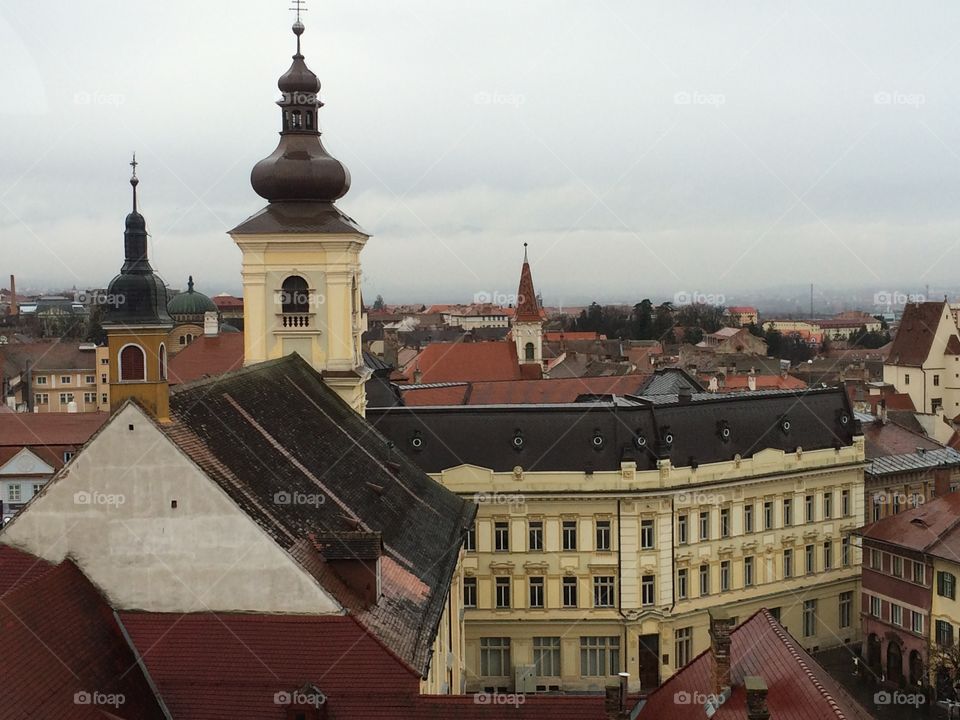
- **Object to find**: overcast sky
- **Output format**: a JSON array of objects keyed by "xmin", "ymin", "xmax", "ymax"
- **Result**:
[{"xmin": 3, "ymin": 1, "xmax": 960, "ymax": 306}]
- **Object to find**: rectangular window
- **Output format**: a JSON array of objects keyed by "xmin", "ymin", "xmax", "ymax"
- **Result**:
[
  {"xmin": 63, "ymin": 451, "xmax": 74, "ymax": 463},
  {"xmin": 823, "ymin": 541, "xmax": 833, "ymax": 571},
  {"xmin": 533, "ymin": 637, "xmax": 561, "ymax": 677},
  {"xmin": 937, "ymin": 620, "xmax": 955, "ymax": 648},
  {"xmin": 905, "ymin": 374, "xmax": 911, "ymax": 385},
  {"xmin": 720, "ymin": 560, "xmax": 730, "ymax": 591},
  {"xmin": 912, "ymin": 611, "xmax": 924, "ymax": 635},
  {"xmin": 699, "ymin": 511, "xmax": 710, "ymax": 541},
  {"xmin": 84, "ymin": 375, "xmax": 96, "ymax": 384},
  {"xmin": 8, "ymin": 484, "xmax": 21, "ymax": 502},
  {"xmin": 59, "ymin": 375, "xmax": 71, "ymax": 385},
  {"xmin": 100, "ymin": 357, "xmax": 108, "ymax": 365},
  {"xmin": 842, "ymin": 536, "xmax": 850, "ymax": 567},
  {"xmin": 720, "ymin": 508, "xmax": 730, "ymax": 538},
  {"xmin": 465, "ymin": 522, "xmax": 476, "ymax": 552},
  {"xmin": 870, "ymin": 549, "xmax": 881, "ymax": 569},
  {"xmin": 528, "ymin": 521, "xmax": 543, "ymax": 551},
  {"xmin": 784, "ymin": 549, "xmax": 793, "ymax": 578},
  {"xmin": 891, "ymin": 603, "xmax": 902, "ymax": 626},
  {"xmin": 675, "ymin": 627, "xmax": 693, "ymax": 667},
  {"xmin": 913, "ymin": 561, "xmax": 925, "ymax": 585},
  {"xmin": 892, "ymin": 556, "xmax": 903, "ymax": 578},
  {"xmin": 803, "ymin": 599, "xmax": 817, "ymax": 637},
  {"xmin": 595, "ymin": 520, "xmax": 611, "ymax": 551},
  {"xmin": 593, "ymin": 576, "xmax": 615, "ymax": 607},
  {"xmin": 641, "ymin": 575, "xmax": 655, "ymax": 606},
  {"xmin": 34, "ymin": 393, "xmax": 48, "ymax": 405},
  {"xmin": 495, "ymin": 577, "xmax": 511, "ymax": 608},
  {"xmin": 842, "ymin": 489, "xmax": 851, "ymax": 517},
  {"xmin": 839, "ymin": 591, "xmax": 852, "ymax": 628},
  {"xmin": 805, "ymin": 494, "xmax": 814, "ymax": 523},
  {"xmin": 562, "ymin": 520, "xmax": 577, "ymax": 551},
  {"xmin": 764, "ymin": 500, "xmax": 773, "ymax": 530},
  {"xmin": 677, "ymin": 514, "xmax": 688, "ymax": 545},
  {"xmin": 59, "ymin": 393, "xmax": 74, "ymax": 405},
  {"xmin": 939, "ymin": 571, "xmax": 957, "ymax": 599},
  {"xmin": 783, "ymin": 498, "xmax": 793, "ymax": 526},
  {"xmin": 580, "ymin": 636, "xmax": 620, "ymax": 677},
  {"xmin": 640, "ymin": 519, "xmax": 655, "ymax": 549},
  {"xmin": 494, "ymin": 521, "xmax": 509, "ymax": 552},
  {"xmin": 805, "ymin": 544, "xmax": 815, "ymax": 574},
  {"xmin": 744, "ymin": 503, "xmax": 754, "ymax": 533},
  {"xmin": 677, "ymin": 569, "xmax": 688, "ymax": 599},
  {"xmin": 744, "ymin": 556, "xmax": 754, "ymax": 587},
  {"xmin": 463, "ymin": 577, "xmax": 477, "ymax": 607},
  {"xmin": 769, "ymin": 606, "xmax": 781, "ymax": 623},
  {"xmin": 699, "ymin": 564, "xmax": 710, "ymax": 596},
  {"xmin": 935, "ymin": 374, "xmax": 941, "ymax": 387},
  {"xmin": 871, "ymin": 595, "xmax": 881, "ymax": 617},
  {"xmin": 823, "ymin": 492, "xmax": 833, "ymax": 519},
  {"xmin": 562, "ymin": 577, "xmax": 578, "ymax": 608},
  {"xmin": 479, "ymin": 637, "xmax": 511, "ymax": 676},
  {"xmin": 34, "ymin": 375, "xmax": 47, "ymax": 385},
  {"xmin": 101, "ymin": 393, "xmax": 107, "ymax": 405},
  {"xmin": 83, "ymin": 392, "xmax": 96, "ymax": 404},
  {"xmin": 529, "ymin": 577, "xmax": 545, "ymax": 608}
]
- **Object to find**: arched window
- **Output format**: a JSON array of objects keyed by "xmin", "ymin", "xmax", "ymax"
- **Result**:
[
  {"xmin": 281, "ymin": 275, "xmax": 310, "ymax": 314},
  {"xmin": 524, "ymin": 342, "xmax": 535, "ymax": 361},
  {"xmin": 179, "ymin": 335, "xmax": 186, "ymax": 346},
  {"xmin": 119, "ymin": 344, "xmax": 146, "ymax": 381},
  {"xmin": 159, "ymin": 344, "xmax": 167, "ymax": 381},
  {"xmin": 886, "ymin": 641, "xmax": 903, "ymax": 684},
  {"xmin": 291, "ymin": 110, "xmax": 302, "ymax": 129},
  {"xmin": 305, "ymin": 111, "xmax": 313, "ymax": 130}
]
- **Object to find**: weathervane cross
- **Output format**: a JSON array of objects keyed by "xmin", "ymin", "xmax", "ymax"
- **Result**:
[
  {"xmin": 130, "ymin": 152, "xmax": 138, "ymax": 178},
  {"xmin": 289, "ymin": 0, "xmax": 307, "ymax": 21}
]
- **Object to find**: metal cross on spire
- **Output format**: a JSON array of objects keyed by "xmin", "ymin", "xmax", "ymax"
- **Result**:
[
  {"xmin": 289, "ymin": 0, "xmax": 307, "ymax": 22},
  {"xmin": 129, "ymin": 152, "xmax": 140, "ymax": 212}
]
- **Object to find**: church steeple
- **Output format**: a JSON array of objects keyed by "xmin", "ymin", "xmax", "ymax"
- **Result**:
[
  {"xmin": 249, "ymin": 18, "xmax": 351, "ymax": 203},
  {"xmin": 513, "ymin": 243, "xmax": 544, "ymax": 367}
]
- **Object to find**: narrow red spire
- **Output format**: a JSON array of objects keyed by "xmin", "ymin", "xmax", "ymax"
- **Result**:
[{"xmin": 515, "ymin": 243, "xmax": 543, "ymax": 322}]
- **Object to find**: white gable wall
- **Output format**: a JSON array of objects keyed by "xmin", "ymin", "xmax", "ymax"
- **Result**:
[{"xmin": 0, "ymin": 403, "xmax": 340, "ymax": 614}]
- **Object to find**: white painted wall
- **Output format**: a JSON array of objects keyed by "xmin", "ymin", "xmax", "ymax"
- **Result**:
[{"xmin": 0, "ymin": 403, "xmax": 341, "ymax": 615}]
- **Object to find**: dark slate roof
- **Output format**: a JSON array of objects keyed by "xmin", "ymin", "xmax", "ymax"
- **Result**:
[
  {"xmin": 313, "ymin": 530, "xmax": 383, "ymax": 560},
  {"xmin": 229, "ymin": 200, "xmax": 369, "ymax": 235},
  {"xmin": 165, "ymin": 354, "xmax": 474, "ymax": 676},
  {"xmin": 638, "ymin": 368, "xmax": 704, "ymax": 395},
  {"xmin": 0, "ymin": 558, "xmax": 167, "ymax": 719},
  {"xmin": 369, "ymin": 387, "xmax": 859, "ymax": 474},
  {"xmin": 865, "ymin": 447, "xmax": 960, "ymax": 477}
]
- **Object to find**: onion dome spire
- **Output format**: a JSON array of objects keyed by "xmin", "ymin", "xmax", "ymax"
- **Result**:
[
  {"xmin": 104, "ymin": 156, "xmax": 172, "ymax": 327},
  {"xmin": 250, "ymin": 17, "xmax": 351, "ymax": 203}
]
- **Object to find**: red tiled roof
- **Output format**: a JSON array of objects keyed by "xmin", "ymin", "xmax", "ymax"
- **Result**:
[
  {"xmin": 404, "ymin": 342, "xmax": 525, "ymax": 383},
  {"xmin": 0, "ymin": 544, "xmax": 54, "ymax": 597},
  {"xmin": 862, "ymin": 417, "xmax": 941, "ymax": 459},
  {"xmin": 858, "ymin": 491, "xmax": 960, "ymax": 557},
  {"xmin": 727, "ymin": 306, "xmax": 757, "ymax": 314},
  {"xmin": 168, "ymin": 332, "xmax": 245, "ymax": 385},
  {"xmin": 719, "ymin": 374, "xmax": 807, "ymax": 391},
  {"xmin": 0, "ymin": 340, "xmax": 98, "ymax": 374},
  {"xmin": 399, "ymin": 375, "xmax": 650, "ymax": 406},
  {"xmin": 0, "ymin": 412, "xmax": 107, "ymax": 447},
  {"xmin": 212, "ymin": 294, "xmax": 244, "ymax": 309},
  {"xmin": 888, "ymin": 301, "xmax": 952, "ymax": 366},
  {"xmin": 119, "ymin": 611, "xmax": 609, "ymax": 719},
  {"xmin": 0, "ymin": 557, "xmax": 167, "ymax": 719},
  {"xmin": 544, "ymin": 331, "xmax": 603, "ymax": 341},
  {"xmin": 637, "ymin": 609, "xmax": 874, "ymax": 720}
]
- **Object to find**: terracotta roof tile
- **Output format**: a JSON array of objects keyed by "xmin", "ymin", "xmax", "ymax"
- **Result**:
[
  {"xmin": 167, "ymin": 332, "xmax": 245, "ymax": 385},
  {"xmin": 404, "ymin": 342, "xmax": 525, "ymax": 383},
  {"xmin": 0, "ymin": 412, "xmax": 108, "ymax": 447},
  {"xmin": 887, "ymin": 301, "xmax": 952, "ymax": 366}
]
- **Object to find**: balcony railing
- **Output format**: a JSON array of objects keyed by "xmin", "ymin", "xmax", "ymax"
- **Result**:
[{"xmin": 279, "ymin": 313, "xmax": 313, "ymax": 329}]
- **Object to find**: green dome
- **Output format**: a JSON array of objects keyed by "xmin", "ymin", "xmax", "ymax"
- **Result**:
[{"xmin": 168, "ymin": 276, "xmax": 217, "ymax": 318}]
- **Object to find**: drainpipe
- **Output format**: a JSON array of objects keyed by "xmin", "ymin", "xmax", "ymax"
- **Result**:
[{"xmin": 617, "ymin": 498, "xmax": 626, "ymax": 675}]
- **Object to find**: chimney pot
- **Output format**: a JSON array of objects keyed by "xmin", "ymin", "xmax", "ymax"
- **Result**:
[{"xmin": 203, "ymin": 311, "xmax": 219, "ymax": 337}]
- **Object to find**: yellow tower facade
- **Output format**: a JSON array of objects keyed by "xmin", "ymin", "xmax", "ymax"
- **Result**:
[{"xmin": 230, "ymin": 19, "xmax": 369, "ymax": 414}]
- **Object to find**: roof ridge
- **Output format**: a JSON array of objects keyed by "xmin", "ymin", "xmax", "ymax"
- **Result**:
[{"xmin": 763, "ymin": 609, "xmax": 851, "ymax": 720}]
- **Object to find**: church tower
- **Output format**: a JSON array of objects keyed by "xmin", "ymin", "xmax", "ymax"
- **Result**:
[
  {"xmin": 102, "ymin": 158, "xmax": 173, "ymax": 420},
  {"xmin": 513, "ymin": 243, "xmax": 544, "ymax": 367},
  {"xmin": 229, "ymin": 17, "xmax": 370, "ymax": 415}
]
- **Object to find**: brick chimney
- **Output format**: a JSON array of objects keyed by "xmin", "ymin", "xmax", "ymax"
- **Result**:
[
  {"xmin": 603, "ymin": 673, "xmax": 630, "ymax": 720},
  {"xmin": 8, "ymin": 275, "xmax": 17, "ymax": 317},
  {"xmin": 709, "ymin": 611, "xmax": 735, "ymax": 694},
  {"xmin": 745, "ymin": 676, "xmax": 770, "ymax": 720}
]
